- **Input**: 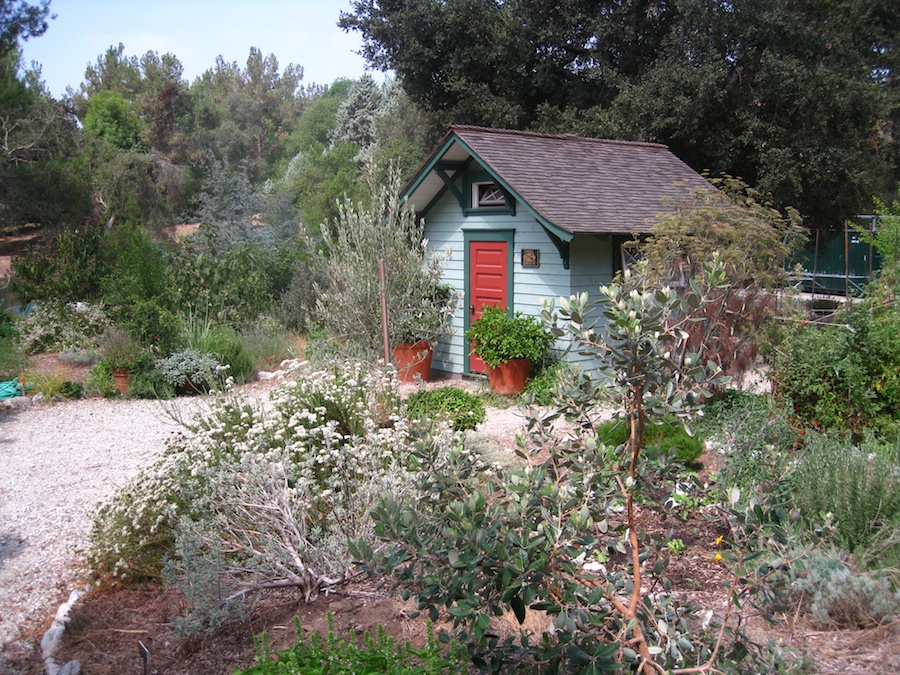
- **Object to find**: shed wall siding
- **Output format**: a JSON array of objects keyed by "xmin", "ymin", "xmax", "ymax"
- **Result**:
[
  {"xmin": 565, "ymin": 234, "xmax": 615, "ymax": 372},
  {"xmin": 423, "ymin": 191, "xmax": 571, "ymax": 374}
]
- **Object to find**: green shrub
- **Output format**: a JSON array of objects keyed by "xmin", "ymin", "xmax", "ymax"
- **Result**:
[
  {"xmin": 10, "ymin": 221, "xmax": 109, "ymax": 304},
  {"xmin": 792, "ymin": 432, "xmax": 900, "ymax": 554},
  {"xmin": 185, "ymin": 317, "xmax": 254, "ymax": 383},
  {"xmin": 238, "ymin": 615, "xmax": 461, "ymax": 675},
  {"xmin": 0, "ymin": 335, "xmax": 25, "ymax": 380},
  {"xmin": 465, "ymin": 305, "xmax": 554, "ymax": 368},
  {"xmin": 112, "ymin": 297, "xmax": 183, "ymax": 356},
  {"xmin": 127, "ymin": 368, "xmax": 175, "ymax": 399},
  {"xmin": 522, "ymin": 359, "xmax": 571, "ymax": 406},
  {"xmin": 770, "ymin": 302, "xmax": 900, "ymax": 435},
  {"xmin": 167, "ymin": 243, "xmax": 290, "ymax": 324},
  {"xmin": 60, "ymin": 381, "xmax": 84, "ymax": 399},
  {"xmin": 0, "ymin": 310, "xmax": 16, "ymax": 339},
  {"xmin": 595, "ymin": 417, "xmax": 705, "ymax": 465},
  {"xmin": 85, "ymin": 361, "xmax": 118, "ymax": 398},
  {"xmin": 406, "ymin": 387, "xmax": 486, "ymax": 432},
  {"xmin": 700, "ymin": 391, "xmax": 799, "ymax": 497}
]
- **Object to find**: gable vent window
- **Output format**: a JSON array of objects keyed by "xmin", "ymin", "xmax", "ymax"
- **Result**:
[{"xmin": 474, "ymin": 182, "xmax": 506, "ymax": 208}]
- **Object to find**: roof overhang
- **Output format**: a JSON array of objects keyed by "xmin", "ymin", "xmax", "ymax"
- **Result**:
[{"xmin": 401, "ymin": 130, "xmax": 575, "ymax": 244}]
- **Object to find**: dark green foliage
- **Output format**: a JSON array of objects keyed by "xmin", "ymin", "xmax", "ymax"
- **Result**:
[
  {"xmin": 168, "ymin": 243, "xmax": 293, "ymax": 324},
  {"xmin": 0, "ymin": 309, "xmax": 15, "ymax": 339},
  {"xmin": 99, "ymin": 224, "xmax": 184, "ymax": 353},
  {"xmin": 0, "ymin": 1, "xmax": 52, "ymax": 54},
  {"xmin": 0, "ymin": 334, "xmax": 24, "ymax": 379},
  {"xmin": 94, "ymin": 150, "xmax": 190, "ymax": 229},
  {"xmin": 127, "ymin": 367, "xmax": 175, "ymax": 399},
  {"xmin": 238, "ymin": 615, "xmax": 461, "ymax": 675},
  {"xmin": 10, "ymin": 221, "xmax": 109, "ymax": 303},
  {"xmin": 405, "ymin": 387, "xmax": 486, "ymax": 432},
  {"xmin": 341, "ymin": 0, "xmax": 898, "ymax": 226},
  {"xmin": 203, "ymin": 325, "xmax": 253, "ymax": 383},
  {"xmin": 771, "ymin": 303, "xmax": 900, "ymax": 436},
  {"xmin": 522, "ymin": 360, "xmax": 570, "ymax": 406},
  {"xmin": 595, "ymin": 418, "xmax": 705, "ymax": 465},
  {"xmin": 465, "ymin": 306, "xmax": 554, "ymax": 368},
  {"xmin": 113, "ymin": 297, "xmax": 183, "ymax": 357},
  {"xmin": 59, "ymin": 380, "xmax": 83, "ymax": 399},
  {"xmin": 85, "ymin": 360, "xmax": 118, "ymax": 398}
]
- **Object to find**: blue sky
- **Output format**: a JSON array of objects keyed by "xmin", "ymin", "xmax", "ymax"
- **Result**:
[{"xmin": 20, "ymin": 0, "xmax": 382, "ymax": 98}]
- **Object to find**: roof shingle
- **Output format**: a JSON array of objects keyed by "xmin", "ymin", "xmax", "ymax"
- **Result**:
[{"xmin": 411, "ymin": 125, "xmax": 713, "ymax": 235}]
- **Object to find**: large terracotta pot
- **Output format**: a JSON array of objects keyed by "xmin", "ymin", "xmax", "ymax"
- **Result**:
[
  {"xmin": 487, "ymin": 358, "xmax": 530, "ymax": 395},
  {"xmin": 112, "ymin": 368, "xmax": 131, "ymax": 396},
  {"xmin": 392, "ymin": 341, "xmax": 433, "ymax": 383}
]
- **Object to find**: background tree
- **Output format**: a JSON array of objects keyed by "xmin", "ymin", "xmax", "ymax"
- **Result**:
[
  {"xmin": 82, "ymin": 89, "xmax": 143, "ymax": 149},
  {"xmin": 0, "ymin": 0, "xmax": 51, "ymax": 54},
  {"xmin": 0, "ymin": 52, "xmax": 91, "ymax": 229},
  {"xmin": 341, "ymin": 0, "xmax": 899, "ymax": 229}
]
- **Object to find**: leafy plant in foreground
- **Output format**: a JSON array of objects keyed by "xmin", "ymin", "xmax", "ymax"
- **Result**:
[
  {"xmin": 86, "ymin": 361, "xmax": 436, "ymax": 634},
  {"xmin": 405, "ymin": 386, "xmax": 486, "ymax": 432},
  {"xmin": 238, "ymin": 613, "xmax": 463, "ymax": 674},
  {"xmin": 356, "ymin": 259, "xmax": 804, "ymax": 672}
]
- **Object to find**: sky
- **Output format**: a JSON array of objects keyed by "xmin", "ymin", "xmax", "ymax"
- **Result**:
[{"xmin": 19, "ymin": 0, "xmax": 383, "ymax": 99}]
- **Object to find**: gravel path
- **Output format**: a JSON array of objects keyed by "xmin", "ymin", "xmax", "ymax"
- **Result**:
[
  {"xmin": 0, "ymin": 397, "xmax": 189, "ymax": 653},
  {"xmin": 0, "ymin": 383, "xmax": 282, "ymax": 667}
]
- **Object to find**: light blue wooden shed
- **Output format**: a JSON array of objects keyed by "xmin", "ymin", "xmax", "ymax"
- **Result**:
[{"xmin": 401, "ymin": 125, "xmax": 712, "ymax": 377}]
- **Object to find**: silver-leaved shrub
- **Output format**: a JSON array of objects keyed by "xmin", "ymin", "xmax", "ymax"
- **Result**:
[{"xmin": 86, "ymin": 360, "xmax": 444, "ymax": 632}]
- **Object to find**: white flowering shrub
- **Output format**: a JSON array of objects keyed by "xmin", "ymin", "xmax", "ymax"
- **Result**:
[
  {"xmin": 15, "ymin": 301, "xmax": 111, "ymax": 354},
  {"xmin": 87, "ymin": 360, "xmax": 441, "ymax": 631}
]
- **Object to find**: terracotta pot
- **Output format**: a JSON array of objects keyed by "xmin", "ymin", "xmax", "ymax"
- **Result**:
[
  {"xmin": 487, "ymin": 358, "xmax": 531, "ymax": 395},
  {"xmin": 392, "ymin": 341, "xmax": 433, "ymax": 383},
  {"xmin": 111, "ymin": 369, "xmax": 131, "ymax": 396}
]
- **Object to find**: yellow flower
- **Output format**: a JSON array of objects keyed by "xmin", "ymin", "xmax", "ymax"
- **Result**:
[
  {"xmin": 714, "ymin": 553, "xmax": 723, "ymax": 563},
  {"xmin": 715, "ymin": 535, "xmax": 724, "ymax": 546}
]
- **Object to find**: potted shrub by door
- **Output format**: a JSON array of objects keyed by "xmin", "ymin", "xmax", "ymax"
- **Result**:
[
  {"xmin": 390, "ymin": 283, "xmax": 455, "ymax": 384},
  {"xmin": 465, "ymin": 305, "xmax": 554, "ymax": 395}
]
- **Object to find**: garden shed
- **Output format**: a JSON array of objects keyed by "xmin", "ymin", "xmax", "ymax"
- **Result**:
[{"xmin": 401, "ymin": 125, "xmax": 712, "ymax": 376}]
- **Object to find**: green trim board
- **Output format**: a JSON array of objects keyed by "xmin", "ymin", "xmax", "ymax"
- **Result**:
[{"xmin": 464, "ymin": 229, "xmax": 515, "ymax": 376}]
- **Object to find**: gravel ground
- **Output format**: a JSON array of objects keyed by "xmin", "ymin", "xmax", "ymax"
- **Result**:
[
  {"xmin": 0, "ymin": 398, "xmax": 187, "ymax": 653},
  {"xmin": 0, "ymin": 383, "xmax": 281, "ymax": 668}
]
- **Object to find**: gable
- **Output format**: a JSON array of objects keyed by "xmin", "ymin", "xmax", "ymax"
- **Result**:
[{"xmin": 402, "ymin": 126, "xmax": 712, "ymax": 237}]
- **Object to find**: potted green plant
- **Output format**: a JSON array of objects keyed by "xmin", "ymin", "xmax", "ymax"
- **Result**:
[
  {"xmin": 390, "ymin": 282, "xmax": 456, "ymax": 383},
  {"xmin": 465, "ymin": 305, "xmax": 554, "ymax": 394},
  {"xmin": 99, "ymin": 327, "xmax": 145, "ymax": 395}
]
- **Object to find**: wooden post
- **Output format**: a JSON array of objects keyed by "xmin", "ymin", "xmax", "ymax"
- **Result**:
[
  {"xmin": 379, "ymin": 259, "xmax": 391, "ymax": 364},
  {"xmin": 845, "ymin": 221, "xmax": 850, "ymax": 308}
]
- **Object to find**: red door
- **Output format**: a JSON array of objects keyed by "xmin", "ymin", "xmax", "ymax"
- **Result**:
[{"xmin": 468, "ymin": 240, "xmax": 509, "ymax": 373}]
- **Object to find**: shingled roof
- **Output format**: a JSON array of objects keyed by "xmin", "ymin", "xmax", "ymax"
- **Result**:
[{"xmin": 403, "ymin": 125, "xmax": 713, "ymax": 238}]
